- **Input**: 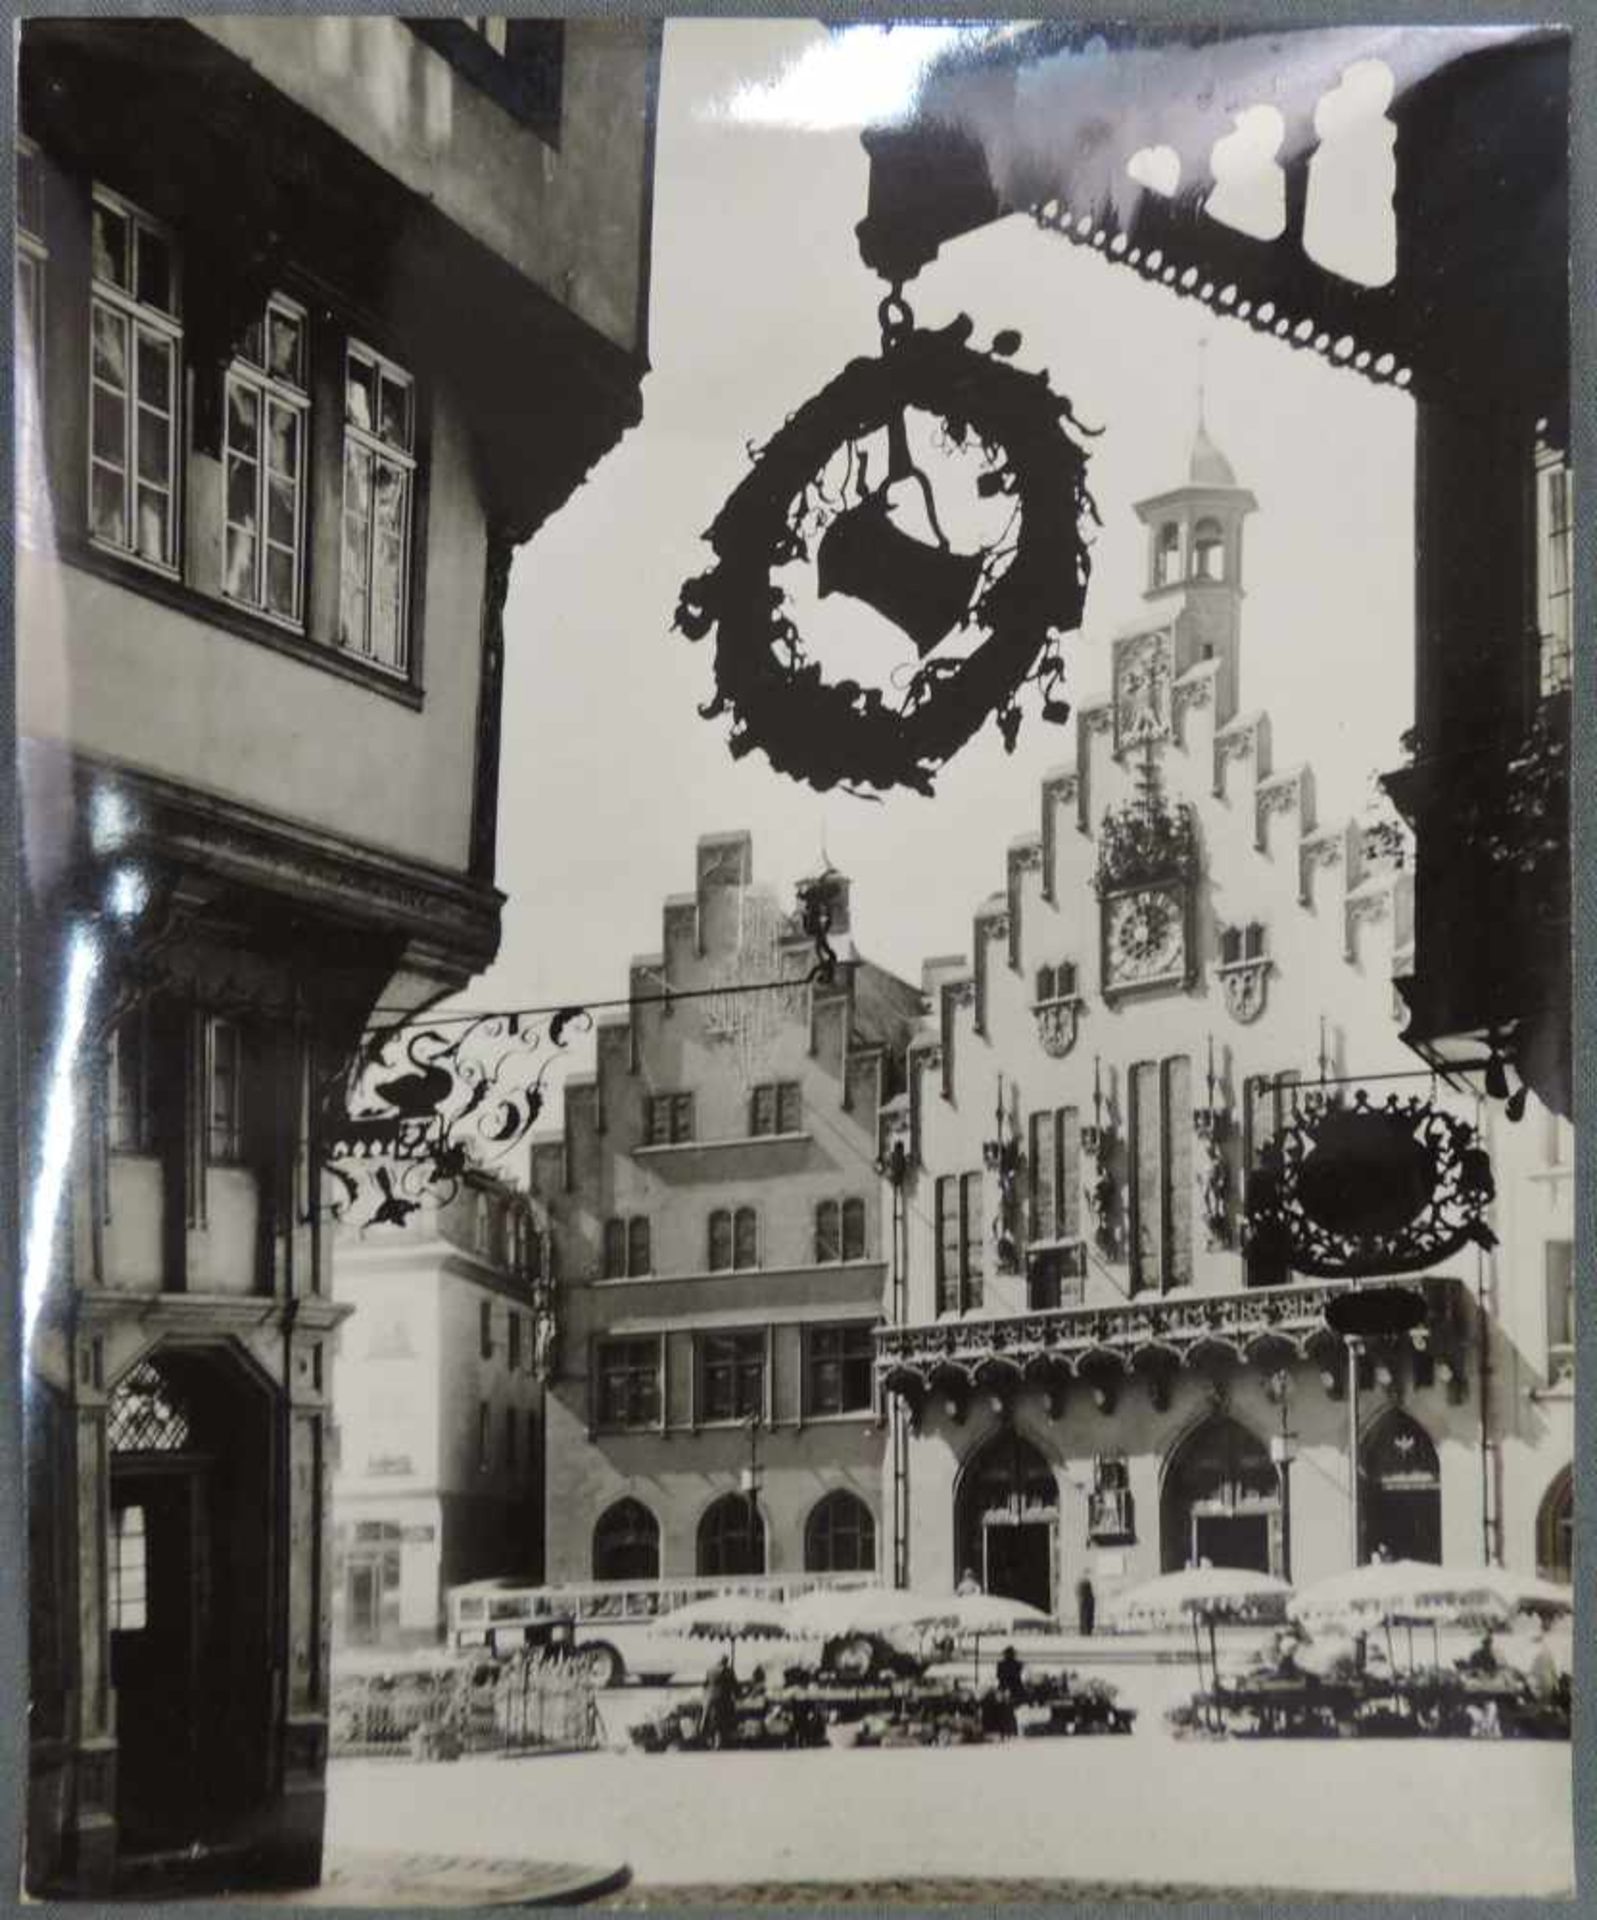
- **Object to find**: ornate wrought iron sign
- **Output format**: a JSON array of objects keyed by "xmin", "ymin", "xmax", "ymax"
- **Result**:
[
  {"xmin": 1246, "ymin": 1087, "xmax": 1497, "ymax": 1278},
  {"xmin": 323, "ymin": 1007, "xmax": 592, "ymax": 1227},
  {"xmin": 675, "ymin": 298, "xmax": 1097, "ymax": 795}
]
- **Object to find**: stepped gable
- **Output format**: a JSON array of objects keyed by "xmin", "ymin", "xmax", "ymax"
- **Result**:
[
  {"xmin": 529, "ymin": 830, "xmax": 920, "ymax": 1189},
  {"xmin": 922, "ymin": 414, "xmax": 1409, "ymax": 1107}
]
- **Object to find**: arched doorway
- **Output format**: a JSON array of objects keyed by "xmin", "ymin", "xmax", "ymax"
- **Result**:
[
  {"xmin": 697, "ymin": 1493, "xmax": 765, "ymax": 1576},
  {"xmin": 107, "ymin": 1344, "xmax": 275, "ymax": 1852},
  {"xmin": 955, "ymin": 1431, "xmax": 1058, "ymax": 1612},
  {"xmin": 804, "ymin": 1491, "xmax": 876, "ymax": 1574},
  {"xmin": 1535, "ymin": 1466, "xmax": 1572, "ymax": 1584},
  {"xmin": 1161, "ymin": 1415, "xmax": 1280, "ymax": 1574},
  {"xmin": 1360, "ymin": 1410, "xmax": 1441, "ymax": 1564},
  {"xmin": 593, "ymin": 1498, "xmax": 660, "ymax": 1582}
]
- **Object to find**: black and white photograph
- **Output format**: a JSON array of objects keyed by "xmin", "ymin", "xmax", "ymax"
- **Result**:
[{"xmin": 11, "ymin": 14, "xmax": 1578, "ymax": 1906}]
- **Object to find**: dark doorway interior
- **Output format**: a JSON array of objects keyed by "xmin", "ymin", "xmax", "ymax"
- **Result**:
[
  {"xmin": 107, "ymin": 1349, "xmax": 275, "ymax": 1854},
  {"xmin": 984, "ymin": 1521, "xmax": 1055, "ymax": 1613},
  {"xmin": 1160, "ymin": 1414, "xmax": 1281, "ymax": 1575}
]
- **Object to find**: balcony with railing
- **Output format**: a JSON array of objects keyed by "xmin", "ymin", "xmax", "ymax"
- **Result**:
[{"xmin": 876, "ymin": 1273, "xmax": 1470, "ymax": 1423}]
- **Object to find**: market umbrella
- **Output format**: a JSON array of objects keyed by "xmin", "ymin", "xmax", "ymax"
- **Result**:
[
  {"xmin": 932, "ymin": 1592, "xmax": 1058, "ymax": 1683},
  {"xmin": 782, "ymin": 1584, "xmax": 956, "ymax": 1640},
  {"xmin": 651, "ymin": 1594, "xmax": 799, "ymax": 1673},
  {"xmin": 1112, "ymin": 1567, "xmax": 1295, "ymax": 1688},
  {"xmin": 1469, "ymin": 1568, "xmax": 1574, "ymax": 1624},
  {"xmin": 1290, "ymin": 1562, "xmax": 1516, "ymax": 1632}
]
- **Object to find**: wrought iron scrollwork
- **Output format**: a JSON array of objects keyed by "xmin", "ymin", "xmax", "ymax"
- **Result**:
[
  {"xmin": 1248, "ymin": 1087, "xmax": 1497, "ymax": 1278},
  {"xmin": 323, "ymin": 1006, "xmax": 593, "ymax": 1227}
]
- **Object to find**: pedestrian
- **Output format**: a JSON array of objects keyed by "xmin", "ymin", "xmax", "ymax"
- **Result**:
[
  {"xmin": 1076, "ymin": 1575, "xmax": 1096, "ymax": 1637},
  {"xmin": 956, "ymin": 1567, "xmax": 982, "ymax": 1597},
  {"xmin": 700, "ymin": 1654, "xmax": 738, "ymax": 1750},
  {"xmin": 995, "ymin": 1644, "xmax": 1025, "ymax": 1698}
]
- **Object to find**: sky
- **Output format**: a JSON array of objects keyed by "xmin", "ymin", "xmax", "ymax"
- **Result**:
[{"xmin": 471, "ymin": 19, "xmax": 1414, "ymax": 1042}]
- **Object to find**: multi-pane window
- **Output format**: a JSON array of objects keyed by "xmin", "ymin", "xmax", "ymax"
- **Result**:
[
  {"xmin": 224, "ymin": 295, "xmax": 309, "ymax": 626},
  {"xmin": 935, "ymin": 1171, "xmax": 984, "ymax": 1314},
  {"xmin": 89, "ymin": 188, "xmax": 181, "ymax": 571},
  {"xmin": 602, "ymin": 1216, "xmax": 652, "ymax": 1279},
  {"xmin": 1535, "ymin": 443, "xmax": 1573, "ymax": 697},
  {"xmin": 698, "ymin": 1331, "xmax": 765, "ymax": 1424},
  {"xmin": 595, "ymin": 1337, "xmax": 660, "ymax": 1429},
  {"xmin": 1027, "ymin": 1107, "xmax": 1081, "ymax": 1243},
  {"xmin": 110, "ymin": 1504, "xmax": 148, "ymax": 1632},
  {"xmin": 804, "ymin": 1324, "xmax": 874, "ymax": 1417},
  {"xmin": 1129, "ymin": 1056, "xmax": 1193, "ymax": 1293},
  {"xmin": 750, "ymin": 1082, "xmax": 802, "ymax": 1136},
  {"xmin": 814, "ymin": 1197, "xmax": 867, "ymax": 1264},
  {"xmin": 479, "ymin": 1301, "xmax": 494, "ymax": 1360},
  {"xmin": 16, "ymin": 140, "xmax": 48, "ymax": 550},
  {"xmin": 1034, "ymin": 961, "xmax": 1078, "ymax": 1003},
  {"xmin": 340, "ymin": 341, "xmax": 415, "ymax": 672},
  {"xmin": 804, "ymin": 1490, "xmax": 876, "ymax": 1573},
  {"xmin": 645, "ymin": 1093, "xmax": 694, "ymax": 1145},
  {"xmin": 1219, "ymin": 922, "xmax": 1267, "ymax": 965},
  {"xmin": 1545, "ymin": 1241, "xmax": 1574, "ymax": 1379},
  {"xmin": 708, "ymin": 1206, "xmax": 759, "ymax": 1273},
  {"xmin": 1243, "ymin": 1070, "xmax": 1302, "ymax": 1172},
  {"xmin": 107, "ymin": 1008, "xmax": 153, "ymax": 1153},
  {"xmin": 207, "ymin": 1017, "xmax": 245, "ymax": 1164}
]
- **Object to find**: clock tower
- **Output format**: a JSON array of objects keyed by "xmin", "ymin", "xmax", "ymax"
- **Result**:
[{"xmin": 1131, "ymin": 410, "xmax": 1257, "ymax": 728}]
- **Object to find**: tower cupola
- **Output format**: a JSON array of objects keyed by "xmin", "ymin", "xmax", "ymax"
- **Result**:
[{"xmin": 1131, "ymin": 405, "xmax": 1258, "ymax": 723}]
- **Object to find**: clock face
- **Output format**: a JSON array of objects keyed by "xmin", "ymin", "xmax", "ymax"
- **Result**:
[{"xmin": 1105, "ymin": 885, "xmax": 1187, "ymax": 990}]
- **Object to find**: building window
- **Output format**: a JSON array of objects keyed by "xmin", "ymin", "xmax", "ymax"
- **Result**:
[
  {"xmin": 1154, "ymin": 519, "xmax": 1181, "ymax": 587},
  {"xmin": 479, "ymin": 1301, "xmax": 494, "ymax": 1360},
  {"xmin": 1191, "ymin": 516, "xmax": 1225, "ymax": 581},
  {"xmin": 223, "ymin": 293, "xmax": 309, "ymax": 626},
  {"xmin": 750, "ymin": 1081, "xmax": 802, "ymax": 1136},
  {"xmin": 1545, "ymin": 1240, "xmax": 1574, "ymax": 1382},
  {"xmin": 1129, "ymin": 1056, "xmax": 1193, "ymax": 1293},
  {"xmin": 708, "ymin": 1206, "xmax": 758, "ymax": 1273},
  {"xmin": 504, "ymin": 1404, "xmax": 517, "ymax": 1469},
  {"xmin": 697, "ymin": 1492, "xmax": 765, "ymax": 1577},
  {"xmin": 804, "ymin": 1324, "xmax": 874, "ymax": 1417},
  {"xmin": 804, "ymin": 1491, "xmax": 876, "ymax": 1573},
  {"xmin": 16, "ymin": 139, "xmax": 48, "ymax": 550},
  {"xmin": 110, "ymin": 1504, "xmax": 148, "ymax": 1632},
  {"xmin": 207, "ymin": 1017, "xmax": 245, "ymax": 1164},
  {"xmin": 407, "ymin": 18, "xmax": 565, "ymax": 132},
  {"xmin": 602, "ymin": 1216, "xmax": 652, "ymax": 1279},
  {"xmin": 89, "ymin": 187, "xmax": 181, "ymax": 572},
  {"xmin": 1219, "ymin": 922, "xmax": 1267, "ymax": 965},
  {"xmin": 107, "ymin": 1007, "xmax": 153, "ymax": 1153},
  {"xmin": 1027, "ymin": 1107, "xmax": 1081, "ymax": 1244},
  {"xmin": 595, "ymin": 1337, "xmax": 660, "ymax": 1430},
  {"xmin": 814, "ymin": 1197, "xmax": 867, "ymax": 1264},
  {"xmin": 593, "ymin": 1497, "xmax": 659, "ymax": 1582},
  {"xmin": 697, "ymin": 1330, "xmax": 764, "ymax": 1424},
  {"xmin": 508, "ymin": 1311, "xmax": 522, "ymax": 1372},
  {"xmin": 1535, "ymin": 442, "xmax": 1572, "ymax": 697},
  {"xmin": 646, "ymin": 1092, "xmax": 694, "ymax": 1144},
  {"xmin": 935, "ymin": 1172, "xmax": 985, "ymax": 1314},
  {"xmin": 1035, "ymin": 961, "xmax": 1077, "ymax": 1003},
  {"xmin": 477, "ymin": 1400, "xmax": 490, "ymax": 1471},
  {"xmin": 340, "ymin": 340, "xmax": 415, "ymax": 672}
]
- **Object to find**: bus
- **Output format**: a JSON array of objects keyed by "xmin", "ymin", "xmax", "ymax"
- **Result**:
[{"xmin": 447, "ymin": 1572, "xmax": 875, "ymax": 1686}]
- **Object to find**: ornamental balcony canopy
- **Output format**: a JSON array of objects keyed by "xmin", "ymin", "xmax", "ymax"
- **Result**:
[
  {"xmin": 876, "ymin": 1274, "xmax": 1469, "ymax": 1421},
  {"xmin": 855, "ymin": 25, "xmax": 1566, "ymax": 420}
]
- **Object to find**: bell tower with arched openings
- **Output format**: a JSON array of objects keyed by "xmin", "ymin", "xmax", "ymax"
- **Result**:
[{"xmin": 1131, "ymin": 397, "xmax": 1258, "ymax": 727}]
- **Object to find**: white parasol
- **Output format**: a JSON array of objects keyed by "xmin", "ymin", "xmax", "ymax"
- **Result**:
[
  {"xmin": 782, "ymin": 1584, "xmax": 956, "ymax": 1639},
  {"xmin": 1290, "ymin": 1561, "xmax": 1517, "ymax": 1631},
  {"xmin": 651, "ymin": 1594, "xmax": 794, "ymax": 1639},
  {"xmin": 1112, "ymin": 1566, "xmax": 1293, "ymax": 1631}
]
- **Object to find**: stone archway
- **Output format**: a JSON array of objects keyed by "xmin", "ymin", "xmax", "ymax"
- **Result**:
[
  {"xmin": 107, "ymin": 1342, "xmax": 276, "ymax": 1853},
  {"xmin": 1160, "ymin": 1414, "xmax": 1280, "ymax": 1575},
  {"xmin": 954, "ymin": 1430, "xmax": 1058, "ymax": 1613},
  {"xmin": 1360, "ymin": 1408, "xmax": 1441, "ymax": 1564},
  {"xmin": 1535, "ymin": 1465, "xmax": 1572, "ymax": 1584}
]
